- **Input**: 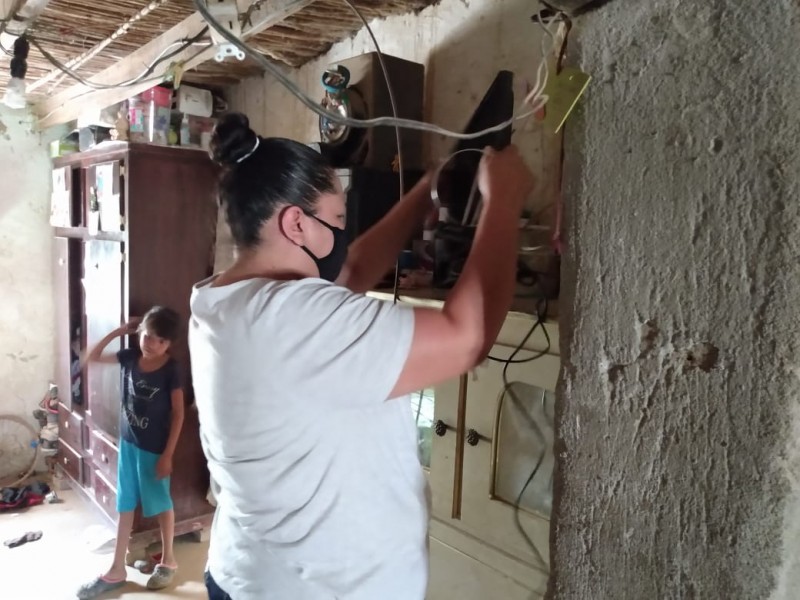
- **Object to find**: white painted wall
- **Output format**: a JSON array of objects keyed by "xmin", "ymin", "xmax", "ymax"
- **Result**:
[
  {"xmin": 228, "ymin": 0, "xmax": 561, "ymax": 222},
  {"xmin": 0, "ymin": 107, "xmax": 57, "ymax": 420}
]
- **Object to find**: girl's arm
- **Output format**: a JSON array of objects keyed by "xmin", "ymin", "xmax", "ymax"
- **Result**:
[{"xmin": 80, "ymin": 319, "xmax": 140, "ymax": 367}]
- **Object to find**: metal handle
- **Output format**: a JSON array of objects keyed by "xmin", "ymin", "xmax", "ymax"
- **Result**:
[
  {"xmin": 434, "ymin": 419, "xmax": 451, "ymax": 437},
  {"xmin": 101, "ymin": 453, "xmax": 108, "ymax": 463},
  {"xmin": 466, "ymin": 428, "xmax": 486, "ymax": 446}
]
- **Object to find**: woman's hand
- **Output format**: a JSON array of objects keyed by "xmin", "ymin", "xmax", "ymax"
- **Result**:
[{"xmin": 478, "ymin": 146, "xmax": 535, "ymax": 211}]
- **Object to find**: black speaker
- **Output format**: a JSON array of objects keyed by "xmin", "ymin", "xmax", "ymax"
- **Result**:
[
  {"xmin": 339, "ymin": 167, "xmax": 424, "ymax": 244},
  {"xmin": 320, "ymin": 52, "xmax": 425, "ymax": 171}
]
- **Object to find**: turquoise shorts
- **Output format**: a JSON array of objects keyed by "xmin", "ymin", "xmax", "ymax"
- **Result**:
[{"xmin": 116, "ymin": 439, "xmax": 173, "ymax": 518}]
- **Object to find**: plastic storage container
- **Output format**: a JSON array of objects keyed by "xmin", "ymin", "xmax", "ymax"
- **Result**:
[{"xmin": 128, "ymin": 86, "xmax": 172, "ymax": 145}]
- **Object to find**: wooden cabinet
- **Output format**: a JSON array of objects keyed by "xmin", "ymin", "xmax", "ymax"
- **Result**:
[
  {"xmin": 458, "ymin": 349, "xmax": 557, "ymax": 568},
  {"xmin": 52, "ymin": 237, "xmax": 84, "ymax": 411},
  {"xmin": 52, "ymin": 143, "xmax": 219, "ymax": 547},
  {"xmin": 397, "ymin": 301, "xmax": 559, "ymax": 600}
]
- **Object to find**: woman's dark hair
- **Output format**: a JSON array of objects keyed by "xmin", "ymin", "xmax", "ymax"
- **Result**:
[
  {"xmin": 140, "ymin": 306, "xmax": 180, "ymax": 342},
  {"xmin": 210, "ymin": 112, "xmax": 337, "ymax": 248}
]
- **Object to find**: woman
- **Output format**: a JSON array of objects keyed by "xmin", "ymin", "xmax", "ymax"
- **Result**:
[{"xmin": 189, "ymin": 113, "xmax": 533, "ymax": 600}]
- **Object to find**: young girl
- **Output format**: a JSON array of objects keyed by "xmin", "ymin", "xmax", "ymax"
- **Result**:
[{"xmin": 77, "ymin": 306, "xmax": 184, "ymax": 599}]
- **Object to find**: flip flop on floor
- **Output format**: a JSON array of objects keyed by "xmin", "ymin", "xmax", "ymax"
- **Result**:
[
  {"xmin": 76, "ymin": 576, "xmax": 126, "ymax": 600},
  {"xmin": 147, "ymin": 564, "xmax": 177, "ymax": 590}
]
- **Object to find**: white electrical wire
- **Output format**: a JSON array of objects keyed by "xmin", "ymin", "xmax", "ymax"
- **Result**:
[
  {"xmin": 193, "ymin": 0, "xmax": 562, "ymax": 141},
  {"xmin": 31, "ymin": 0, "xmax": 174, "ymax": 94},
  {"xmin": 37, "ymin": 43, "xmax": 212, "ymax": 123},
  {"xmin": 30, "ymin": 35, "xmax": 212, "ymax": 91}
]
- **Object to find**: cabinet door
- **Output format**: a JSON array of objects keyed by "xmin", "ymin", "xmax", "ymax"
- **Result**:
[
  {"xmin": 53, "ymin": 237, "xmax": 73, "ymax": 409},
  {"xmin": 50, "ymin": 167, "xmax": 72, "ymax": 227},
  {"xmin": 84, "ymin": 240, "xmax": 124, "ymax": 438},
  {"xmin": 459, "ymin": 345, "xmax": 559, "ymax": 571},
  {"xmin": 126, "ymin": 150, "xmax": 218, "ymax": 403},
  {"xmin": 53, "ymin": 238, "xmax": 84, "ymax": 410},
  {"xmin": 424, "ymin": 378, "xmax": 459, "ymax": 521},
  {"xmin": 96, "ymin": 161, "xmax": 124, "ymax": 232}
]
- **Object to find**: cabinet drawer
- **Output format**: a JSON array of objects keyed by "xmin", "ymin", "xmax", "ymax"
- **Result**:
[
  {"xmin": 93, "ymin": 470, "xmax": 118, "ymax": 520},
  {"xmin": 89, "ymin": 431, "xmax": 118, "ymax": 483},
  {"xmin": 58, "ymin": 440, "xmax": 83, "ymax": 482},
  {"xmin": 58, "ymin": 403, "xmax": 84, "ymax": 451}
]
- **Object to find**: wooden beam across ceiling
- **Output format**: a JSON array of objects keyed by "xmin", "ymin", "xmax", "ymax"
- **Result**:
[{"xmin": 35, "ymin": 0, "xmax": 316, "ymax": 128}]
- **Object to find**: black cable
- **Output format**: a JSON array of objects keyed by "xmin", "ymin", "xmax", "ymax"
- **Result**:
[
  {"xmin": 338, "ymin": 0, "xmax": 405, "ymax": 305},
  {"xmin": 27, "ymin": 27, "xmax": 210, "ymax": 91},
  {"xmin": 37, "ymin": 43, "xmax": 214, "ymax": 124},
  {"xmin": 487, "ymin": 296, "xmax": 551, "ymax": 364},
  {"xmin": 488, "ymin": 297, "xmax": 552, "ymax": 569}
]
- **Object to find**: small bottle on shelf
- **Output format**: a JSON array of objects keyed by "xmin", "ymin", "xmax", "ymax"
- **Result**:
[{"xmin": 180, "ymin": 114, "xmax": 191, "ymax": 147}]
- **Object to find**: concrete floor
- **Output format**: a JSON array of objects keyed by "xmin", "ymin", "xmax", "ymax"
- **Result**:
[{"xmin": 1, "ymin": 486, "xmax": 210, "ymax": 600}]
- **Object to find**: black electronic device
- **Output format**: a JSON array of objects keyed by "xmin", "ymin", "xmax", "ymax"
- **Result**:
[{"xmin": 433, "ymin": 71, "xmax": 515, "ymax": 288}]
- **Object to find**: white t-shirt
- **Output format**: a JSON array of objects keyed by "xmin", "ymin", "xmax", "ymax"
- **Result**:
[{"xmin": 189, "ymin": 277, "xmax": 429, "ymax": 600}]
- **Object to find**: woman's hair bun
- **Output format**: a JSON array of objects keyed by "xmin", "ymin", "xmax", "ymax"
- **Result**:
[{"xmin": 210, "ymin": 112, "xmax": 259, "ymax": 166}]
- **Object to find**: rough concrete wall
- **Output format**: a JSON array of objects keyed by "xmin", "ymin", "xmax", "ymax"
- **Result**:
[
  {"xmin": 223, "ymin": 0, "xmax": 562, "ymax": 269},
  {"xmin": 0, "ymin": 108, "xmax": 57, "ymax": 420},
  {"xmin": 553, "ymin": 0, "xmax": 800, "ymax": 598}
]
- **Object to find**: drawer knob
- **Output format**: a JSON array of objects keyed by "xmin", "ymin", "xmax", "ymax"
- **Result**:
[
  {"xmin": 101, "ymin": 453, "xmax": 107, "ymax": 463},
  {"xmin": 466, "ymin": 428, "xmax": 483, "ymax": 446},
  {"xmin": 102, "ymin": 495, "xmax": 108, "ymax": 504},
  {"xmin": 64, "ymin": 421, "xmax": 69, "ymax": 429},
  {"xmin": 434, "ymin": 420, "xmax": 451, "ymax": 437},
  {"xmin": 63, "ymin": 456, "xmax": 69, "ymax": 464}
]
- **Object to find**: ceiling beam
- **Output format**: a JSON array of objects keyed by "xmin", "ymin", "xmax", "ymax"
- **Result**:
[
  {"xmin": 35, "ymin": 0, "xmax": 316, "ymax": 128},
  {"xmin": 27, "ymin": 0, "xmax": 171, "ymax": 94}
]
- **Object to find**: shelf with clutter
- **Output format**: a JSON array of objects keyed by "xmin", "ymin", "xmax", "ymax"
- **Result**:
[
  {"xmin": 369, "ymin": 216, "xmax": 560, "ymax": 321},
  {"xmin": 318, "ymin": 62, "xmax": 562, "ymax": 321},
  {"xmin": 49, "ymin": 83, "xmax": 227, "ymax": 159}
]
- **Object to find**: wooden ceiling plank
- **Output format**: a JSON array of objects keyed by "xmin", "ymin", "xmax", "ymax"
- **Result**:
[{"xmin": 36, "ymin": 0, "xmax": 316, "ymax": 128}]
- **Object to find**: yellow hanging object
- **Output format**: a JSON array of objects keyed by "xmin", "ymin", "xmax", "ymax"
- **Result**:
[
  {"xmin": 165, "ymin": 61, "xmax": 185, "ymax": 89},
  {"xmin": 542, "ymin": 66, "xmax": 591, "ymax": 133}
]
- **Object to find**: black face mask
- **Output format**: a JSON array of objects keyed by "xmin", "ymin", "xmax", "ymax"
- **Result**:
[{"xmin": 301, "ymin": 212, "xmax": 348, "ymax": 282}]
